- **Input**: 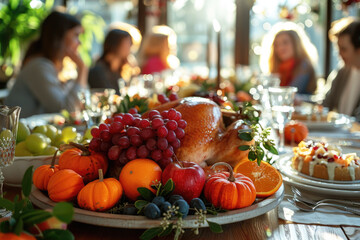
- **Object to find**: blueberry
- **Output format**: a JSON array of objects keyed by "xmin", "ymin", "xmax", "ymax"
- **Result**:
[
  {"xmin": 174, "ymin": 199, "xmax": 189, "ymax": 218},
  {"xmin": 168, "ymin": 195, "xmax": 183, "ymax": 204},
  {"xmin": 144, "ymin": 203, "xmax": 161, "ymax": 219},
  {"xmin": 159, "ymin": 201, "xmax": 172, "ymax": 213},
  {"xmin": 123, "ymin": 206, "xmax": 138, "ymax": 215},
  {"xmin": 152, "ymin": 196, "xmax": 165, "ymax": 207},
  {"xmin": 190, "ymin": 198, "xmax": 206, "ymax": 212}
]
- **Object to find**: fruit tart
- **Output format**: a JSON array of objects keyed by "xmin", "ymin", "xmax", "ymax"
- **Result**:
[{"xmin": 291, "ymin": 141, "xmax": 360, "ymax": 181}]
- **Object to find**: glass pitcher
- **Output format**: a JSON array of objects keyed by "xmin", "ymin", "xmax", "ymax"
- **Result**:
[{"xmin": 0, "ymin": 105, "xmax": 21, "ymax": 197}]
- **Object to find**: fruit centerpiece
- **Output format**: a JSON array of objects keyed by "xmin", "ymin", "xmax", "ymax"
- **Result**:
[{"xmin": 25, "ymin": 94, "xmax": 283, "ymax": 240}]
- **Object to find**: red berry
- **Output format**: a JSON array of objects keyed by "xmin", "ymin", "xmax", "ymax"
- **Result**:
[
  {"xmin": 126, "ymin": 146, "xmax": 137, "ymax": 160},
  {"xmin": 174, "ymin": 128, "xmax": 185, "ymax": 139},
  {"xmin": 108, "ymin": 145, "xmax": 121, "ymax": 160},
  {"xmin": 163, "ymin": 146, "xmax": 174, "ymax": 158},
  {"xmin": 139, "ymin": 119, "xmax": 150, "ymax": 128},
  {"xmin": 157, "ymin": 94, "xmax": 168, "ymax": 104},
  {"xmin": 109, "ymin": 122, "xmax": 123, "ymax": 134},
  {"xmin": 118, "ymin": 136, "xmax": 130, "ymax": 148},
  {"xmin": 166, "ymin": 130, "xmax": 177, "ymax": 142},
  {"xmin": 169, "ymin": 93, "xmax": 178, "ymax": 101},
  {"xmin": 157, "ymin": 138, "xmax": 168, "ymax": 150},
  {"xmin": 118, "ymin": 152, "xmax": 128, "ymax": 165},
  {"xmin": 123, "ymin": 113, "xmax": 134, "ymax": 125},
  {"xmin": 140, "ymin": 127, "xmax": 155, "ymax": 140},
  {"xmin": 133, "ymin": 114, "xmax": 142, "ymax": 118},
  {"xmin": 166, "ymin": 120, "xmax": 178, "ymax": 131},
  {"xmin": 158, "ymin": 157, "xmax": 173, "ymax": 169},
  {"xmin": 99, "ymin": 123, "xmax": 109, "ymax": 131},
  {"xmin": 89, "ymin": 138, "xmax": 101, "ymax": 151},
  {"xmin": 129, "ymin": 108, "xmax": 138, "ymax": 114},
  {"xmin": 167, "ymin": 109, "xmax": 177, "ymax": 120},
  {"xmin": 178, "ymin": 119, "xmax": 187, "ymax": 129},
  {"xmin": 137, "ymin": 145, "xmax": 149, "ymax": 158},
  {"xmin": 100, "ymin": 141, "xmax": 112, "ymax": 152},
  {"xmin": 146, "ymin": 138, "xmax": 157, "ymax": 151},
  {"xmin": 161, "ymin": 111, "xmax": 169, "ymax": 119},
  {"xmin": 111, "ymin": 133, "xmax": 123, "ymax": 145},
  {"xmin": 127, "ymin": 127, "xmax": 141, "ymax": 136},
  {"xmin": 100, "ymin": 130, "xmax": 112, "ymax": 142},
  {"xmin": 91, "ymin": 127, "xmax": 100, "ymax": 138},
  {"xmin": 170, "ymin": 139, "xmax": 181, "ymax": 149},
  {"xmin": 152, "ymin": 118, "xmax": 164, "ymax": 129},
  {"xmin": 151, "ymin": 114, "xmax": 162, "ymax": 120},
  {"xmin": 133, "ymin": 117, "xmax": 141, "ymax": 127},
  {"xmin": 151, "ymin": 149, "xmax": 163, "ymax": 161},
  {"xmin": 149, "ymin": 110, "xmax": 160, "ymax": 119},
  {"xmin": 157, "ymin": 126, "xmax": 168, "ymax": 138},
  {"xmin": 113, "ymin": 116, "xmax": 123, "ymax": 123},
  {"xmin": 130, "ymin": 134, "xmax": 142, "ymax": 146},
  {"xmin": 174, "ymin": 112, "xmax": 182, "ymax": 122}
]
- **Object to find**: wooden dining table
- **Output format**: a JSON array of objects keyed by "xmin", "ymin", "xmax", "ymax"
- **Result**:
[{"xmin": 2, "ymin": 123, "xmax": 360, "ymax": 240}]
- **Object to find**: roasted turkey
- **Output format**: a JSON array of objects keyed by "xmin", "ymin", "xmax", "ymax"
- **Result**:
[{"xmin": 143, "ymin": 97, "xmax": 252, "ymax": 168}]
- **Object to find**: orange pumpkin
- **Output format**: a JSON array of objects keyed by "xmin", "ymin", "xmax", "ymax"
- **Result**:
[
  {"xmin": 47, "ymin": 169, "xmax": 84, "ymax": 202},
  {"xmin": 33, "ymin": 151, "xmax": 60, "ymax": 191},
  {"xmin": 284, "ymin": 121, "xmax": 308, "ymax": 143},
  {"xmin": 77, "ymin": 169, "xmax": 123, "ymax": 211},
  {"xmin": 204, "ymin": 162, "xmax": 256, "ymax": 210},
  {"xmin": 59, "ymin": 143, "xmax": 108, "ymax": 183},
  {"xmin": 0, "ymin": 232, "xmax": 36, "ymax": 240}
]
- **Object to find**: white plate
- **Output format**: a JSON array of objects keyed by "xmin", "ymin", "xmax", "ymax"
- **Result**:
[
  {"xmin": 3, "ymin": 155, "xmax": 59, "ymax": 187},
  {"xmin": 24, "ymin": 113, "xmax": 64, "ymax": 129},
  {"xmin": 282, "ymin": 175, "xmax": 360, "ymax": 198},
  {"xmin": 276, "ymin": 153, "xmax": 360, "ymax": 190},
  {"xmin": 30, "ymin": 185, "xmax": 284, "ymax": 229},
  {"xmin": 299, "ymin": 114, "xmax": 354, "ymax": 131}
]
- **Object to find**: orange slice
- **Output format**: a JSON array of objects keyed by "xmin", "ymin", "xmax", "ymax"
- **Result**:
[{"xmin": 233, "ymin": 160, "xmax": 282, "ymax": 198}]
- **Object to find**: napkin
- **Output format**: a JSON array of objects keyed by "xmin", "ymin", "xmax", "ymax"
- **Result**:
[{"xmin": 278, "ymin": 188, "xmax": 360, "ymax": 226}]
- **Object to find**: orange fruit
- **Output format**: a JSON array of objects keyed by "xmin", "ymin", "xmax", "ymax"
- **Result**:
[
  {"xmin": 284, "ymin": 121, "xmax": 308, "ymax": 143},
  {"xmin": 233, "ymin": 160, "xmax": 282, "ymax": 198},
  {"xmin": 119, "ymin": 159, "xmax": 162, "ymax": 202}
]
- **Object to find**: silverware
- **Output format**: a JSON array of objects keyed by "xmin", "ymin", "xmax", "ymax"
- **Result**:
[
  {"xmin": 291, "ymin": 187, "xmax": 360, "ymax": 207},
  {"xmin": 287, "ymin": 198, "xmax": 360, "ymax": 215}
]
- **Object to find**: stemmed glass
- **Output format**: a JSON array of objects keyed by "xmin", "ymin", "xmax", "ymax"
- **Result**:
[
  {"xmin": 268, "ymin": 86, "xmax": 297, "ymax": 152},
  {"xmin": 78, "ymin": 88, "xmax": 115, "ymax": 127},
  {"xmin": 0, "ymin": 105, "xmax": 20, "ymax": 215}
]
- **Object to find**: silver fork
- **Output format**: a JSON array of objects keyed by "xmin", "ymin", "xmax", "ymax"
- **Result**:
[
  {"xmin": 291, "ymin": 186, "xmax": 360, "ymax": 207},
  {"xmin": 288, "ymin": 198, "xmax": 360, "ymax": 215}
]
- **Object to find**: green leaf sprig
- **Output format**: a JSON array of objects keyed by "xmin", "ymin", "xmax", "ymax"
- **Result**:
[
  {"xmin": 0, "ymin": 166, "xmax": 74, "ymax": 240},
  {"xmin": 237, "ymin": 102, "xmax": 278, "ymax": 165},
  {"xmin": 117, "ymin": 95, "xmax": 149, "ymax": 114}
]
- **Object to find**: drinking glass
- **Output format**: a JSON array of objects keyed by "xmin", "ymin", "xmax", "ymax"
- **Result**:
[
  {"xmin": 268, "ymin": 86, "xmax": 297, "ymax": 151},
  {"xmin": 78, "ymin": 88, "xmax": 115, "ymax": 126}
]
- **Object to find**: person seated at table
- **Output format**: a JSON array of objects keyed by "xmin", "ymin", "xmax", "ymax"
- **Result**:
[
  {"xmin": 260, "ymin": 23, "xmax": 317, "ymax": 95},
  {"xmin": 5, "ymin": 11, "xmax": 88, "ymax": 118},
  {"xmin": 88, "ymin": 29, "xmax": 133, "ymax": 95},
  {"xmin": 323, "ymin": 18, "xmax": 360, "ymax": 121},
  {"xmin": 138, "ymin": 33, "xmax": 170, "ymax": 74}
]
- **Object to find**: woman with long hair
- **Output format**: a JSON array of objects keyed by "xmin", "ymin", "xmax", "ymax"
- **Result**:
[
  {"xmin": 5, "ymin": 11, "xmax": 87, "ymax": 117},
  {"xmin": 260, "ymin": 23, "xmax": 317, "ymax": 94},
  {"xmin": 88, "ymin": 29, "xmax": 132, "ymax": 95},
  {"xmin": 138, "ymin": 33, "xmax": 170, "ymax": 74}
]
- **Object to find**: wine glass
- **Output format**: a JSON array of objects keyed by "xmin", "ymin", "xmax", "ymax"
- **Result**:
[
  {"xmin": 268, "ymin": 86, "xmax": 297, "ymax": 152},
  {"xmin": 0, "ymin": 105, "xmax": 20, "ymax": 214},
  {"xmin": 78, "ymin": 88, "xmax": 115, "ymax": 126}
]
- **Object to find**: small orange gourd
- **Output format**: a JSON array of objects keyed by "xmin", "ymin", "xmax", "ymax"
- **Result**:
[
  {"xmin": 47, "ymin": 169, "xmax": 84, "ymax": 202},
  {"xmin": 59, "ymin": 142, "xmax": 108, "ymax": 183},
  {"xmin": 33, "ymin": 151, "xmax": 60, "ymax": 191},
  {"xmin": 284, "ymin": 121, "xmax": 308, "ymax": 143},
  {"xmin": 0, "ymin": 232, "xmax": 36, "ymax": 240},
  {"xmin": 204, "ymin": 162, "xmax": 256, "ymax": 210},
  {"xmin": 77, "ymin": 169, "xmax": 123, "ymax": 212}
]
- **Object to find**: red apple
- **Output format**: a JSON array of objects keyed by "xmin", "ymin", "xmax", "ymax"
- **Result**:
[
  {"xmin": 28, "ymin": 216, "xmax": 67, "ymax": 235},
  {"xmin": 162, "ymin": 161, "xmax": 206, "ymax": 203}
]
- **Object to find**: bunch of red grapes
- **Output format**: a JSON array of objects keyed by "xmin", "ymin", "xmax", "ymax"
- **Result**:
[{"xmin": 89, "ymin": 108, "xmax": 187, "ymax": 169}]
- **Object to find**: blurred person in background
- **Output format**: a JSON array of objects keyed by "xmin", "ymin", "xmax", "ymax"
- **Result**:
[
  {"xmin": 323, "ymin": 18, "xmax": 360, "ymax": 121},
  {"xmin": 5, "ymin": 11, "xmax": 87, "ymax": 118},
  {"xmin": 260, "ymin": 22, "xmax": 317, "ymax": 95},
  {"xmin": 88, "ymin": 29, "xmax": 133, "ymax": 95},
  {"xmin": 138, "ymin": 33, "xmax": 170, "ymax": 74}
]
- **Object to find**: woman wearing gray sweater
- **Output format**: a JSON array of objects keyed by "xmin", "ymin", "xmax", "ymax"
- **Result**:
[{"xmin": 5, "ymin": 11, "xmax": 88, "ymax": 118}]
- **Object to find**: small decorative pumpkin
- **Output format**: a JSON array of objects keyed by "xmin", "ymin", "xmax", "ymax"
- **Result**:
[
  {"xmin": 33, "ymin": 151, "xmax": 60, "ymax": 191},
  {"xmin": 59, "ymin": 142, "xmax": 108, "ymax": 183},
  {"xmin": 47, "ymin": 169, "xmax": 84, "ymax": 202},
  {"xmin": 204, "ymin": 162, "xmax": 256, "ymax": 210},
  {"xmin": 77, "ymin": 169, "xmax": 123, "ymax": 212},
  {"xmin": 284, "ymin": 121, "xmax": 308, "ymax": 144}
]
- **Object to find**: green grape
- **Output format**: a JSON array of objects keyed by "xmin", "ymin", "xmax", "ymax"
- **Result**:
[
  {"xmin": 25, "ymin": 133, "xmax": 48, "ymax": 154},
  {"xmin": 40, "ymin": 146, "xmax": 58, "ymax": 156},
  {"xmin": 16, "ymin": 122, "xmax": 30, "ymax": 143},
  {"xmin": 53, "ymin": 134, "xmax": 66, "ymax": 148},
  {"xmin": 45, "ymin": 124, "xmax": 58, "ymax": 142},
  {"xmin": 61, "ymin": 126, "xmax": 77, "ymax": 143},
  {"xmin": 32, "ymin": 125, "xmax": 48, "ymax": 135},
  {"xmin": 15, "ymin": 141, "xmax": 33, "ymax": 157},
  {"xmin": 83, "ymin": 127, "xmax": 94, "ymax": 140}
]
